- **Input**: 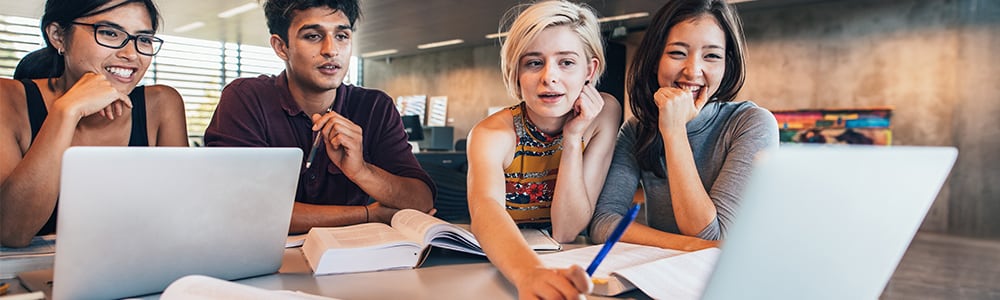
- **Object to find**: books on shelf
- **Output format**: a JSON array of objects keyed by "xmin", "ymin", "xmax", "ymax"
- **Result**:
[
  {"xmin": 302, "ymin": 209, "xmax": 561, "ymax": 275},
  {"xmin": 539, "ymin": 242, "xmax": 720, "ymax": 299},
  {"xmin": 0, "ymin": 234, "xmax": 56, "ymax": 279}
]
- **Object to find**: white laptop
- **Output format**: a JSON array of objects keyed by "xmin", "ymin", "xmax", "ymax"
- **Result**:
[
  {"xmin": 44, "ymin": 147, "xmax": 301, "ymax": 299},
  {"xmin": 701, "ymin": 145, "xmax": 957, "ymax": 300}
]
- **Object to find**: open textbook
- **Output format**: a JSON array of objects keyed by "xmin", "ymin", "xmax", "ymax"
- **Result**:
[
  {"xmin": 539, "ymin": 242, "xmax": 720, "ymax": 299},
  {"xmin": 302, "ymin": 209, "xmax": 561, "ymax": 275}
]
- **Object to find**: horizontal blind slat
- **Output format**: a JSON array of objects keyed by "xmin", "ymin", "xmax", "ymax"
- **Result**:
[{"xmin": 0, "ymin": 15, "xmax": 331, "ymax": 137}]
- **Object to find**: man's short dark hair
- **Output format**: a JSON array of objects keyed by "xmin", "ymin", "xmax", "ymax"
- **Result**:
[{"xmin": 262, "ymin": 0, "xmax": 361, "ymax": 42}]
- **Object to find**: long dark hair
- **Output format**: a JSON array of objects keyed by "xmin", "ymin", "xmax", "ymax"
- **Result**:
[
  {"xmin": 627, "ymin": 0, "xmax": 747, "ymax": 178},
  {"xmin": 13, "ymin": 0, "xmax": 161, "ymax": 87}
]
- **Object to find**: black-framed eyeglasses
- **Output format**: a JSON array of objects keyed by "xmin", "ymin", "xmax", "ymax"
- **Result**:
[{"xmin": 71, "ymin": 22, "xmax": 163, "ymax": 56}]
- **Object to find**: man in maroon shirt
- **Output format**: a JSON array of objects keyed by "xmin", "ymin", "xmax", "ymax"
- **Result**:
[{"xmin": 204, "ymin": 0, "xmax": 435, "ymax": 234}]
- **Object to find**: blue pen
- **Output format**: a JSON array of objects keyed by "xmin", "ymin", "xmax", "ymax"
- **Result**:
[{"xmin": 586, "ymin": 202, "xmax": 641, "ymax": 276}]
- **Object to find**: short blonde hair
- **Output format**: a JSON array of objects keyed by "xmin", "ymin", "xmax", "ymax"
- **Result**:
[{"xmin": 499, "ymin": 0, "xmax": 605, "ymax": 100}]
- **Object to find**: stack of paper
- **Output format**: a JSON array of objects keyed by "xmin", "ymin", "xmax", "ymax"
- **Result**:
[{"xmin": 0, "ymin": 235, "xmax": 56, "ymax": 279}]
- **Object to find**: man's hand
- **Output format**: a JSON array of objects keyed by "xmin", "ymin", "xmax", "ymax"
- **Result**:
[
  {"xmin": 366, "ymin": 202, "xmax": 401, "ymax": 224},
  {"xmin": 312, "ymin": 111, "xmax": 367, "ymax": 176}
]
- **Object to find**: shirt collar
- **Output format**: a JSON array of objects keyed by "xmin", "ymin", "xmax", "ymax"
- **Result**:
[
  {"xmin": 275, "ymin": 71, "xmax": 302, "ymax": 117},
  {"xmin": 275, "ymin": 71, "xmax": 347, "ymax": 117}
]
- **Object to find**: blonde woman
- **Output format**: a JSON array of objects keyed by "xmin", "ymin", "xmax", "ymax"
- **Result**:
[{"xmin": 466, "ymin": 1, "xmax": 621, "ymax": 298}]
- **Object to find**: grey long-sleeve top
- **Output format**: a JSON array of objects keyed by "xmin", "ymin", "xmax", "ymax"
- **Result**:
[{"xmin": 590, "ymin": 101, "xmax": 778, "ymax": 242}]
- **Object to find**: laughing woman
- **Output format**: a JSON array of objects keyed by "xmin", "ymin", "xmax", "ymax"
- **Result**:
[
  {"xmin": 0, "ymin": 0, "xmax": 187, "ymax": 247},
  {"xmin": 591, "ymin": 0, "xmax": 779, "ymax": 250}
]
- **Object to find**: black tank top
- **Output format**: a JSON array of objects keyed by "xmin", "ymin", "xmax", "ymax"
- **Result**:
[{"xmin": 20, "ymin": 78, "xmax": 149, "ymax": 236}]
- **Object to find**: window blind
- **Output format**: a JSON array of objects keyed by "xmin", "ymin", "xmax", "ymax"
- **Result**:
[{"xmin": 0, "ymin": 14, "xmax": 297, "ymax": 137}]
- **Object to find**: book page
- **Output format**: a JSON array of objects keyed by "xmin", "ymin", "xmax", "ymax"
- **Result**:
[
  {"xmin": 540, "ymin": 243, "xmax": 685, "ymax": 278},
  {"xmin": 1, "ymin": 234, "xmax": 57, "ymax": 279},
  {"xmin": 303, "ymin": 224, "xmax": 423, "ymax": 275},
  {"xmin": 612, "ymin": 247, "xmax": 720, "ymax": 300},
  {"xmin": 390, "ymin": 209, "xmax": 449, "ymax": 243},
  {"xmin": 162, "ymin": 275, "xmax": 340, "ymax": 300},
  {"xmin": 520, "ymin": 228, "xmax": 561, "ymax": 251},
  {"xmin": 539, "ymin": 243, "xmax": 687, "ymax": 295},
  {"xmin": 0, "ymin": 234, "xmax": 56, "ymax": 257},
  {"xmin": 286, "ymin": 234, "xmax": 307, "ymax": 248},
  {"xmin": 391, "ymin": 209, "xmax": 484, "ymax": 255},
  {"xmin": 313, "ymin": 223, "xmax": 416, "ymax": 250}
]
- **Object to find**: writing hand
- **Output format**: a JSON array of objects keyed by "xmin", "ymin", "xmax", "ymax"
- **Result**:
[{"xmin": 516, "ymin": 265, "xmax": 593, "ymax": 300}]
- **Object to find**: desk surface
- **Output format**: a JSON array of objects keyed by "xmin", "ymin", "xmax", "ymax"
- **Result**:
[
  {"xmin": 165, "ymin": 247, "xmax": 643, "ymax": 300},
  {"xmin": 229, "ymin": 247, "xmax": 517, "ymax": 300},
  {"xmin": 3, "ymin": 244, "xmax": 646, "ymax": 299}
]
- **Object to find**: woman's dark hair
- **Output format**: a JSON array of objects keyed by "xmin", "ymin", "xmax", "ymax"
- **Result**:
[
  {"xmin": 13, "ymin": 0, "xmax": 161, "ymax": 86},
  {"xmin": 627, "ymin": 0, "xmax": 747, "ymax": 178},
  {"xmin": 263, "ymin": 0, "xmax": 361, "ymax": 43}
]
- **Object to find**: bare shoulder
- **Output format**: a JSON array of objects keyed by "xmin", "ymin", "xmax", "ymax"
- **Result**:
[
  {"xmin": 471, "ymin": 108, "xmax": 515, "ymax": 134},
  {"xmin": 0, "ymin": 78, "xmax": 29, "ymax": 151},
  {"xmin": 143, "ymin": 84, "xmax": 184, "ymax": 113},
  {"xmin": 469, "ymin": 109, "xmax": 515, "ymax": 144},
  {"xmin": 597, "ymin": 92, "xmax": 622, "ymax": 120},
  {"xmin": 0, "ymin": 78, "xmax": 26, "ymax": 106},
  {"xmin": 144, "ymin": 84, "xmax": 183, "ymax": 104},
  {"xmin": 0, "ymin": 78, "xmax": 29, "ymax": 123},
  {"xmin": 591, "ymin": 92, "xmax": 622, "ymax": 136},
  {"xmin": 467, "ymin": 108, "xmax": 517, "ymax": 161},
  {"xmin": 0, "ymin": 77, "xmax": 22, "ymax": 89}
]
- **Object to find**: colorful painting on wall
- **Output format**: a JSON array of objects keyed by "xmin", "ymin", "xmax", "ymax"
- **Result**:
[{"xmin": 772, "ymin": 107, "xmax": 892, "ymax": 145}]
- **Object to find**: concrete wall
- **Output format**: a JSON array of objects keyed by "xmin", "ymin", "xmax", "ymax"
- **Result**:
[
  {"xmin": 948, "ymin": 0, "xmax": 999, "ymax": 238},
  {"xmin": 364, "ymin": 0, "xmax": 999, "ymax": 238},
  {"xmin": 736, "ymin": 0, "xmax": 999, "ymax": 237}
]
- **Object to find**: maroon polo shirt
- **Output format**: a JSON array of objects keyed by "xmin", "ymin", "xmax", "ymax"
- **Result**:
[{"xmin": 204, "ymin": 72, "xmax": 435, "ymax": 206}]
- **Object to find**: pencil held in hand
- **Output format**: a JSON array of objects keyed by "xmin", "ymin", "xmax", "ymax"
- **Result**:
[
  {"xmin": 305, "ymin": 105, "xmax": 335, "ymax": 169},
  {"xmin": 305, "ymin": 131, "xmax": 323, "ymax": 169}
]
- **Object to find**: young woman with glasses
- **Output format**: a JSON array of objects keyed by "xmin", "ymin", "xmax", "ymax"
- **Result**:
[{"xmin": 0, "ymin": 0, "xmax": 187, "ymax": 248}]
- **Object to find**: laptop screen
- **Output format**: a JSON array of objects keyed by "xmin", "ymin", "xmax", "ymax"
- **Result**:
[{"xmin": 52, "ymin": 147, "xmax": 302, "ymax": 299}]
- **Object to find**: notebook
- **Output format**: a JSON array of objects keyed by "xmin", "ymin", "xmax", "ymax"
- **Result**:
[
  {"xmin": 36, "ymin": 147, "xmax": 301, "ymax": 299},
  {"xmin": 701, "ymin": 145, "xmax": 957, "ymax": 299}
]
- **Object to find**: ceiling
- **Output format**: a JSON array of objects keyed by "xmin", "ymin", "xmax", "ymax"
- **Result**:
[{"xmin": 4, "ymin": 0, "xmax": 815, "ymax": 59}]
